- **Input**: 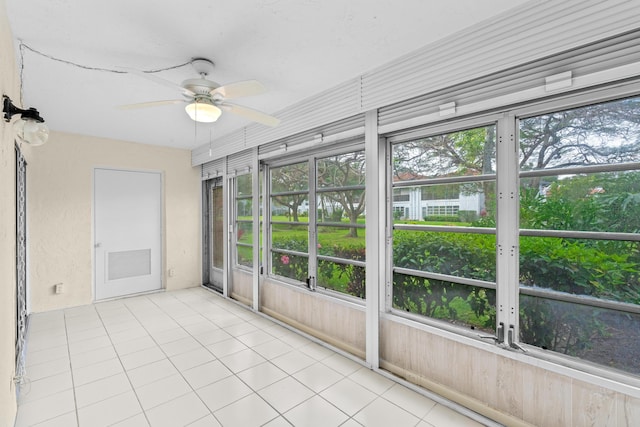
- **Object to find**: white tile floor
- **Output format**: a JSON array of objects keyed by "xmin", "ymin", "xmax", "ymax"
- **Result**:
[{"xmin": 14, "ymin": 287, "xmax": 489, "ymax": 427}]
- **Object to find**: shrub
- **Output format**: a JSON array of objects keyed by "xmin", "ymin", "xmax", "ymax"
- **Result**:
[
  {"xmin": 392, "ymin": 229, "xmax": 640, "ymax": 354},
  {"xmin": 272, "ymin": 236, "xmax": 366, "ymax": 298},
  {"xmin": 317, "ymin": 244, "xmax": 366, "ymax": 298},
  {"xmin": 271, "ymin": 236, "xmax": 308, "ymax": 282},
  {"xmin": 423, "ymin": 215, "xmax": 461, "ymax": 223},
  {"xmin": 458, "ymin": 210, "xmax": 478, "ymax": 222},
  {"xmin": 330, "ymin": 208, "xmax": 344, "ymax": 222}
]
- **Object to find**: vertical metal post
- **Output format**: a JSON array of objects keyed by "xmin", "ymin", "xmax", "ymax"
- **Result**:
[
  {"xmin": 365, "ymin": 109, "xmax": 381, "ymax": 368},
  {"xmin": 308, "ymin": 158, "xmax": 317, "ymax": 288},
  {"xmin": 252, "ymin": 150, "xmax": 260, "ymax": 311},
  {"xmin": 496, "ymin": 115, "xmax": 519, "ymax": 341},
  {"xmin": 222, "ymin": 162, "xmax": 229, "ymax": 298},
  {"xmin": 263, "ymin": 164, "xmax": 272, "ymax": 288}
]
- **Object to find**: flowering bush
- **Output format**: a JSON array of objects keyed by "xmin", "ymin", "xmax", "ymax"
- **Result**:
[{"xmin": 271, "ymin": 236, "xmax": 308, "ymax": 282}]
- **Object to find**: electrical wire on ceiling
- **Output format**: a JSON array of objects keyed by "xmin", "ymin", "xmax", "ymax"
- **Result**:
[{"xmin": 17, "ymin": 41, "xmax": 194, "ymax": 104}]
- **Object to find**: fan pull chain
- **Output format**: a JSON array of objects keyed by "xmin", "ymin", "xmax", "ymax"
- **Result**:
[
  {"xmin": 209, "ymin": 128, "xmax": 213, "ymax": 157},
  {"xmin": 194, "ymin": 103, "xmax": 198, "ymax": 144}
]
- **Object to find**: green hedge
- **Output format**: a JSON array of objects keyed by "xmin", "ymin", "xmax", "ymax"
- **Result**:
[
  {"xmin": 392, "ymin": 230, "xmax": 640, "ymax": 357},
  {"xmin": 270, "ymin": 226, "xmax": 640, "ymax": 363}
]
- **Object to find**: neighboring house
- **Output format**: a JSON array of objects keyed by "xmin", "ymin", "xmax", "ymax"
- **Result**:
[
  {"xmin": 392, "ymin": 186, "xmax": 484, "ymax": 220},
  {"xmin": 392, "ymin": 172, "xmax": 485, "ymax": 220}
]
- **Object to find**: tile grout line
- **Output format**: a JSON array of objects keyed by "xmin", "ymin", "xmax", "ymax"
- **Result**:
[
  {"xmin": 63, "ymin": 308, "xmax": 82, "ymax": 427},
  {"xmin": 189, "ymin": 288, "xmax": 370, "ymax": 426},
  {"xmin": 200, "ymin": 286, "xmax": 494, "ymax": 427},
  {"xmin": 21, "ymin": 288, "xmax": 485, "ymax": 427},
  {"xmin": 94, "ymin": 298, "xmax": 154, "ymax": 427},
  {"xmin": 148, "ymin": 291, "xmax": 286, "ymax": 425},
  {"xmin": 152, "ymin": 289, "xmax": 297, "ymax": 425},
  {"xmin": 130, "ymin": 292, "xmax": 225, "ymax": 425},
  {"xmin": 177, "ymin": 290, "xmax": 356, "ymax": 426}
]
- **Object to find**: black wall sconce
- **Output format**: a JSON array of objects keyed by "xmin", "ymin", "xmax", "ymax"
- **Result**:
[{"xmin": 3, "ymin": 95, "xmax": 49, "ymax": 146}]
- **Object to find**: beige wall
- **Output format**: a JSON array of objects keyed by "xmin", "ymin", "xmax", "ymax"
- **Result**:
[
  {"xmin": 261, "ymin": 279, "xmax": 366, "ymax": 358},
  {"xmin": 231, "ymin": 268, "xmax": 253, "ymax": 307},
  {"xmin": 380, "ymin": 316, "xmax": 640, "ymax": 427},
  {"xmin": 0, "ymin": 0, "xmax": 24, "ymax": 424},
  {"xmin": 28, "ymin": 131, "xmax": 201, "ymax": 312}
]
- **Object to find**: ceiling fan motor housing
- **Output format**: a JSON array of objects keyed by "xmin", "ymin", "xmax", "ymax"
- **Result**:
[{"xmin": 181, "ymin": 78, "xmax": 220, "ymax": 97}]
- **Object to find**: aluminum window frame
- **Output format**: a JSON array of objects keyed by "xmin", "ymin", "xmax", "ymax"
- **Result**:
[
  {"xmin": 386, "ymin": 116, "xmax": 502, "ymax": 313},
  {"xmin": 512, "ymin": 89, "xmax": 640, "ymax": 373},
  {"xmin": 383, "ymin": 79, "xmax": 640, "ymax": 379},
  {"xmin": 233, "ymin": 172, "xmax": 254, "ymax": 271},
  {"xmin": 263, "ymin": 140, "xmax": 367, "ymax": 302}
]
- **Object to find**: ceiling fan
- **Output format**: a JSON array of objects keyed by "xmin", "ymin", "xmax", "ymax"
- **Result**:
[{"xmin": 119, "ymin": 58, "xmax": 280, "ymax": 127}]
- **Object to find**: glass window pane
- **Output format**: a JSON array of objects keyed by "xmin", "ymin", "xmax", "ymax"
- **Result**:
[
  {"xmin": 271, "ymin": 162, "xmax": 308, "ymax": 193},
  {"xmin": 234, "ymin": 174, "xmax": 253, "ymax": 269},
  {"xmin": 271, "ymin": 252, "xmax": 308, "ymax": 282},
  {"xmin": 315, "ymin": 150, "xmax": 367, "ymax": 299},
  {"xmin": 394, "ymin": 230, "xmax": 496, "ymax": 282},
  {"xmin": 391, "ymin": 125, "xmax": 497, "ymax": 329},
  {"xmin": 237, "ymin": 244, "xmax": 253, "ymax": 267},
  {"xmin": 211, "ymin": 184, "xmax": 224, "ymax": 269},
  {"xmin": 237, "ymin": 222, "xmax": 253, "ymax": 246},
  {"xmin": 317, "ymin": 151, "xmax": 366, "ymax": 188},
  {"xmin": 519, "ymin": 97, "xmax": 640, "ymax": 171},
  {"xmin": 393, "ymin": 125, "xmax": 496, "ymax": 181},
  {"xmin": 318, "ymin": 260, "xmax": 365, "ymax": 299},
  {"xmin": 520, "ymin": 236, "xmax": 639, "ymax": 305},
  {"xmin": 236, "ymin": 174, "xmax": 252, "ymax": 195},
  {"xmin": 519, "ymin": 295, "xmax": 640, "ymax": 375},
  {"xmin": 236, "ymin": 198, "xmax": 252, "ymax": 218},
  {"xmin": 518, "ymin": 97, "xmax": 640, "ymax": 374},
  {"xmin": 317, "ymin": 226, "xmax": 365, "ymax": 259},
  {"xmin": 271, "ymin": 223, "xmax": 308, "ymax": 251},
  {"xmin": 393, "ymin": 273, "xmax": 495, "ymax": 333},
  {"xmin": 269, "ymin": 162, "xmax": 310, "ymax": 283},
  {"xmin": 393, "ymin": 181, "xmax": 496, "ymax": 226},
  {"xmin": 521, "ymin": 171, "xmax": 640, "ymax": 234},
  {"xmin": 317, "ymin": 190, "xmax": 365, "ymax": 223},
  {"xmin": 271, "ymin": 195, "xmax": 310, "ymax": 222}
]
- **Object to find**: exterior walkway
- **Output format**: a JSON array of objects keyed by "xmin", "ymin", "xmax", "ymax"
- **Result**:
[{"xmin": 14, "ymin": 287, "xmax": 487, "ymax": 427}]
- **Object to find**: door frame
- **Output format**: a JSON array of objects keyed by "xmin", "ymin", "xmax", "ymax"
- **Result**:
[
  {"xmin": 92, "ymin": 167, "xmax": 165, "ymax": 301},
  {"xmin": 202, "ymin": 176, "xmax": 228, "ymax": 295}
]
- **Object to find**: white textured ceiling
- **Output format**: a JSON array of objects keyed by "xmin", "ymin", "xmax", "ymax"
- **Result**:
[{"xmin": 6, "ymin": 0, "xmax": 527, "ymax": 150}]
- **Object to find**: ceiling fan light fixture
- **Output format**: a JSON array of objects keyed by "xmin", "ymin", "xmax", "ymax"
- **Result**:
[{"xmin": 185, "ymin": 101, "xmax": 221, "ymax": 123}]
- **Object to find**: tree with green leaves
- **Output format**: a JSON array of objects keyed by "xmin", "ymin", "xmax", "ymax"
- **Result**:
[
  {"xmin": 317, "ymin": 151, "xmax": 366, "ymax": 238},
  {"xmin": 270, "ymin": 162, "xmax": 308, "ymax": 222}
]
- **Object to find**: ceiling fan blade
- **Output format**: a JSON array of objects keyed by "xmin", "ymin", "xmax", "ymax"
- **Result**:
[
  {"xmin": 211, "ymin": 80, "xmax": 266, "ymax": 99},
  {"xmin": 119, "ymin": 67, "xmax": 195, "ymax": 97},
  {"xmin": 117, "ymin": 100, "xmax": 185, "ymax": 110},
  {"xmin": 221, "ymin": 102, "xmax": 280, "ymax": 127}
]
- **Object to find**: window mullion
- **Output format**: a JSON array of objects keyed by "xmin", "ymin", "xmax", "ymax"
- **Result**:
[
  {"xmin": 252, "ymin": 159, "xmax": 260, "ymax": 311},
  {"xmin": 264, "ymin": 165, "xmax": 272, "ymax": 278},
  {"xmin": 308, "ymin": 159, "xmax": 317, "ymax": 288},
  {"xmin": 496, "ymin": 114, "xmax": 519, "ymax": 345}
]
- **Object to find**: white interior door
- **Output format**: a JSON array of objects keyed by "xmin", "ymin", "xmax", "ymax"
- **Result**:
[{"xmin": 94, "ymin": 168, "xmax": 162, "ymax": 300}]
